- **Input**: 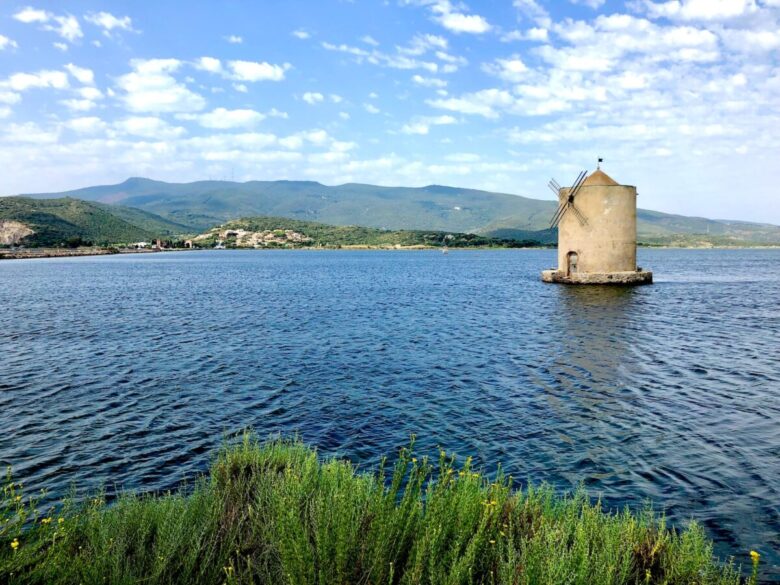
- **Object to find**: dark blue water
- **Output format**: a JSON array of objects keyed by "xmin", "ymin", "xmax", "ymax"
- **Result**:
[{"xmin": 1, "ymin": 249, "xmax": 779, "ymax": 576}]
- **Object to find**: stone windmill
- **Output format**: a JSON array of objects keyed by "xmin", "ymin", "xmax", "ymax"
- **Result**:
[{"xmin": 541, "ymin": 163, "xmax": 652, "ymax": 285}]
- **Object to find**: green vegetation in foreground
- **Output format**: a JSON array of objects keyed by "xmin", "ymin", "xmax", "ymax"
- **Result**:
[
  {"xmin": 0, "ymin": 197, "xmax": 194, "ymax": 247},
  {"xmin": 198, "ymin": 216, "xmax": 544, "ymax": 248},
  {"xmin": 1, "ymin": 434, "xmax": 757, "ymax": 585}
]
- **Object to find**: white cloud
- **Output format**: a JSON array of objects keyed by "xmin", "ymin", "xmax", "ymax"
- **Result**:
[
  {"xmin": 720, "ymin": 27, "xmax": 780, "ymax": 52},
  {"xmin": 330, "ymin": 94, "xmax": 343, "ymax": 103},
  {"xmin": 292, "ymin": 29, "xmax": 310, "ymax": 39},
  {"xmin": 501, "ymin": 27, "xmax": 549, "ymax": 42},
  {"xmin": 3, "ymin": 122, "xmax": 60, "ymax": 144},
  {"xmin": 400, "ymin": 114, "xmax": 457, "ymax": 134},
  {"xmin": 64, "ymin": 64, "xmax": 94, "ymax": 85},
  {"xmin": 4, "ymin": 70, "xmax": 69, "ymax": 92},
  {"xmin": 228, "ymin": 60, "xmax": 291, "ymax": 82},
  {"xmin": 0, "ymin": 35, "xmax": 18, "ymax": 51},
  {"xmin": 116, "ymin": 59, "xmax": 206, "ymax": 113},
  {"xmin": 182, "ymin": 107, "xmax": 266, "ymax": 129},
  {"xmin": 361, "ymin": 35, "xmax": 379, "ymax": 46},
  {"xmin": 225, "ymin": 35, "xmax": 243, "ymax": 44},
  {"xmin": 194, "ymin": 57, "xmax": 223, "ymax": 74},
  {"xmin": 53, "ymin": 42, "xmax": 68, "ymax": 51},
  {"xmin": 412, "ymin": 74, "xmax": 447, "ymax": 87},
  {"xmin": 569, "ymin": 0, "xmax": 606, "ymax": 8},
  {"xmin": 339, "ymin": 111, "xmax": 350, "ymax": 120},
  {"xmin": 12, "ymin": 7, "xmax": 49, "ymax": 24},
  {"xmin": 84, "ymin": 12, "xmax": 134, "ymax": 35},
  {"xmin": 14, "ymin": 7, "xmax": 82, "ymax": 42},
  {"xmin": 513, "ymin": 0, "xmax": 552, "ymax": 26},
  {"xmin": 437, "ymin": 12, "xmax": 491, "ymax": 33},
  {"xmin": 640, "ymin": 0, "xmax": 759, "ymax": 21},
  {"xmin": 115, "ymin": 116, "xmax": 186, "ymax": 139},
  {"xmin": 323, "ymin": 34, "xmax": 466, "ymax": 74},
  {"xmin": 0, "ymin": 91, "xmax": 21, "ymax": 105},
  {"xmin": 302, "ymin": 92, "xmax": 324, "ymax": 104},
  {"xmin": 60, "ymin": 86, "xmax": 104, "ymax": 111},
  {"xmin": 399, "ymin": 34, "xmax": 449, "ymax": 56},
  {"xmin": 427, "ymin": 89, "xmax": 514, "ymax": 118},
  {"xmin": 233, "ymin": 83, "xmax": 248, "ymax": 93},
  {"xmin": 278, "ymin": 129, "xmax": 330, "ymax": 149},
  {"xmin": 482, "ymin": 56, "xmax": 529, "ymax": 82},
  {"xmin": 412, "ymin": 0, "xmax": 492, "ymax": 34},
  {"xmin": 65, "ymin": 116, "xmax": 107, "ymax": 133},
  {"xmin": 364, "ymin": 103, "xmax": 381, "ymax": 114}
]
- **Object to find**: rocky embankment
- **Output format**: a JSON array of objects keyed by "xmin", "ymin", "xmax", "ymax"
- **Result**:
[{"xmin": 0, "ymin": 248, "xmax": 165, "ymax": 260}]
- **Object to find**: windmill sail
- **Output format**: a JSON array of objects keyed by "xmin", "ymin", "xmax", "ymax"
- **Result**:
[{"xmin": 550, "ymin": 170, "xmax": 588, "ymax": 228}]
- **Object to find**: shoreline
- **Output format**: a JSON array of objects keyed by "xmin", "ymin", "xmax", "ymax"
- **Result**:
[
  {"xmin": 2, "ymin": 244, "xmax": 779, "ymax": 261},
  {"xmin": 0, "ymin": 247, "xmax": 166, "ymax": 260}
]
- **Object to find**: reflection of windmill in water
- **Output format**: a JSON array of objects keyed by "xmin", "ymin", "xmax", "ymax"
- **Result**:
[{"xmin": 541, "ymin": 160, "xmax": 652, "ymax": 285}]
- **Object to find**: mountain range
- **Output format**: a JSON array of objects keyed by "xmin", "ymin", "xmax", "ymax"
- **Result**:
[{"xmin": 7, "ymin": 177, "xmax": 780, "ymax": 246}]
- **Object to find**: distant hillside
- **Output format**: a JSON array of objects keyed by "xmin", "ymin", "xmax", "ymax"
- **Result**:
[
  {"xmin": 0, "ymin": 197, "xmax": 193, "ymax": 247},
  {"xmin": 195, "ymin": 216, "xmax": 539, "ymax": 249},
  {"xmin": 17, "ymin": 177, "xmax": 780, "ymax": 246}
]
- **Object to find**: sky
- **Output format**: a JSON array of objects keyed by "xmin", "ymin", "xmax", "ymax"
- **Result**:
[{"xmin": 1, "ymin": 0, "xmax": 779, "ymax": 224}]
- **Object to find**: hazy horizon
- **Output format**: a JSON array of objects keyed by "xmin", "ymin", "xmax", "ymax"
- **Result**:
[{"xmin": 1, "ymin": 0, "xmax": 779, "ymax": 224}]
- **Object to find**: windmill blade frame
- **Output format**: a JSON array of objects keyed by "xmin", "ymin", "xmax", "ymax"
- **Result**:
[
  {"xmin": 570, "ymin": 202, "xmax": 588, "ymax": 226},
  {"xmin": 550, "ymin": 170, "xmax": 587, "ymax": 228}
]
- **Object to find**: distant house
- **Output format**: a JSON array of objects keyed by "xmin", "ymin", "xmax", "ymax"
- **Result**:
[
  {"xmin": 184, "ymin": 240, "xmax": 194, "ymax": 249},
  {"xmin": 132, "ymin": 242, "xmax": 150, "ymax": 249}
]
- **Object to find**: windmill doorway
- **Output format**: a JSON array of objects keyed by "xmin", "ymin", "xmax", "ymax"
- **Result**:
[{"xmin": 566, "ymin": 251, "xmax": 579, "ymax": 275}]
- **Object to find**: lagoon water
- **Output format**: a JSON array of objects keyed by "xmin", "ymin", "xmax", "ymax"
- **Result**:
[{"xmin": 1, "ymin": 249, "xmax": 779, "ymax": 576}]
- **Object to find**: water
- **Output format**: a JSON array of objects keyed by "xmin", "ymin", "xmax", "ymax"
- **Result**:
[{"xmin": 1, "ymin": 249, "xmax": 779, "ymax": 577}]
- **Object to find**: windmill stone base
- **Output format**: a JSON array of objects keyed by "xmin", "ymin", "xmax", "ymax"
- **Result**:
[{"xmin": 541, "ymin": 269, "xmax": 653, "ymax": 285}]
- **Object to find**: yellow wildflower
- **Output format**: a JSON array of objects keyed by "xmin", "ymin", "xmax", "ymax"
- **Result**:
[
  {"xmin": 489, "ymin": 539, "xmax": 496, "ymax": 544},
  {"xmin": 58, "ymin": 518, "xmax": 64, "ymax": 524},
  {"xmin": 10, "ymin": 538, "xmax": 19, "ymax": 550},
  {"xmin": 41, "ymin": 517, "xmax": 52, "ymax": 525},
  {"xmin": 411, "ymin": 458, "xmax": 417, "ymax": 464},
  {"xmin": 750, "ymin": 550, "xmax": 760, "ymax": 562},
  {"xmin": 14, "ymin": 496, "xmax": 21, "ymax": 502}
]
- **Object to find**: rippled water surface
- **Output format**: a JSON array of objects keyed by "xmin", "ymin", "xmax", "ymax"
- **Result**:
[{"xmin": 1, "ymin": 249, "xmax": 779, "ymax": 576}]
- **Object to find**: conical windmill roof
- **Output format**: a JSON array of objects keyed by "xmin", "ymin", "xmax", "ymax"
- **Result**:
[{"xmin": 582, "ymin": 169, "xmax": 619, "ymax": 186}]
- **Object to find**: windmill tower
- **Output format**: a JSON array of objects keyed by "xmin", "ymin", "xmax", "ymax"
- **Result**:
[{"xmin": 541, "ymin": 164, "xmax": 652, "ymax": 285}]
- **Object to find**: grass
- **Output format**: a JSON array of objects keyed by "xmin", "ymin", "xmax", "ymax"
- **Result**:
[{"xmin": 0, "ymin": 434, "xmax": 759, "ymax": 584}]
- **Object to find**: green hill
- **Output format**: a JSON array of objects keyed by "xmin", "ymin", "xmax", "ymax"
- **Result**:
[
  {"xmin": 0, "ymin": 197, "xmax": 193, "ymax": 247},
  {"xmin": 16, "ymin": 177, "xmax": 780, "ymax": 246},
  {"xmin": 195, "ymin": 216, "xmax": 539, "ymax": 248}
]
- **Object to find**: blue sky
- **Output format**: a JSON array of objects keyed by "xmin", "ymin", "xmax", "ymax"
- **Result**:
[{"xmin": 1, "ymin": 0, "xmax": 779, "ymax": 223}]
